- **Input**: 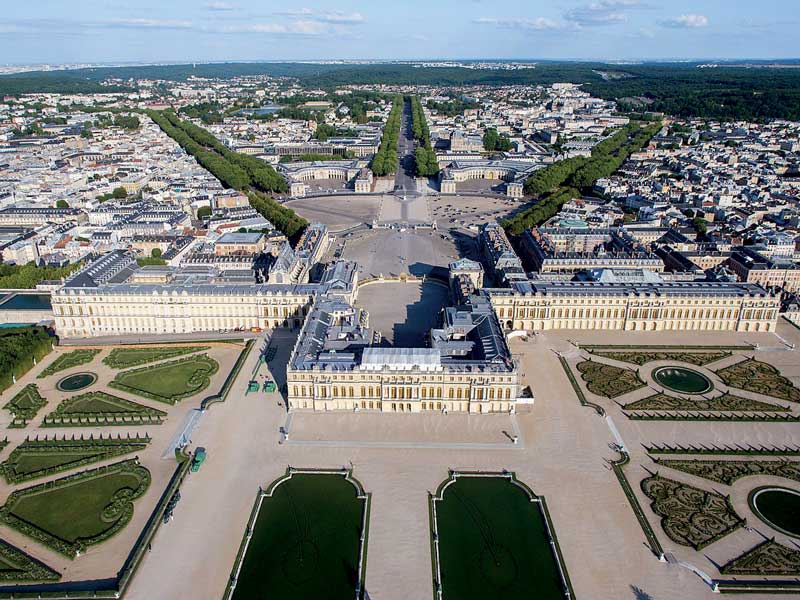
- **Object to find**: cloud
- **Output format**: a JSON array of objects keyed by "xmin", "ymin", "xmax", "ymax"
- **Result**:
[
  {"xmin": 272, "ymin": 8, "xmax": 364, "ymax": 24},
  {"xmin": 105, "ymin": 18, "xmax": 195, "ymax": 30},
  {"xmin": 660, "ymin": 14, "xmax": 709, "ymax": 28},
  {"xmin": 222, "ymin": 20, "xmax": 328, "ymax": 35},
  {"xmin": 206, "ymin": 2, "xmax": 237, "ymax": 11},
  {"xmin": 564, "ymin": 0, "xmax": 647, "ymax": 27},
  {"xmin": 473, "ymin": 17, "xmax": 560, "ymax": 31}
]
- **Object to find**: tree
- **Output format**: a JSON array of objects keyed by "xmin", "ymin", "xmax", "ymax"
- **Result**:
[
  {"xmin": 150, "ymin": 248, "xmax": 162, "ymax": 259},
  {"xmin": 112, "ymin": 187, "xmax": 128, "ymax": 200},
  {"xmin": 196, "ymin": 205, "xmax": 212, "ymax": 219},
  {"xmin": 55, "ymin": 200, "xmax": 69, "ymax": 208},
  {"xmin": 483, "ymin": 128, "xmax": 499, "ymax": 152}
]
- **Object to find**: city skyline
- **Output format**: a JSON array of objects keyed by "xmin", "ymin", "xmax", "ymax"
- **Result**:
[{"xmin": 1, "ymin": 0, "xmax": 798, "ymax": 65}]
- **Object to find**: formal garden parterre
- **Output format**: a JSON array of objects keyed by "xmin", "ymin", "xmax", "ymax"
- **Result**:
[
  {"xmin": 0, "ymin": 458, "xmax": 151, "ymax": 558},
  {"xmin": 42, "ymin": 391, "xmax": 166, "ymax": 427},
  {"xmin": 37, "ymin": 349, "xmax": 100, "ymax": 379},
  {"xmin": 3, "ymin": 384, "xmax": 47, "ymax": 428},
  {"xmin": 0, "ymin": 340, "xmax": 250, "ymax": 592},
  {"xmin": 102, "ymin": 345, "xmax": 210, "ymax": 369},
  {"xmin": 0, "ymin": 434, "xmax": 151, "ymax": 484},
  {"xmin": 109, "ymin": 353, "xmax": 219, "ymax": 404},
  {"xmin": 563, "ymin": 341, "xmax": 800, "ymax": 588}
]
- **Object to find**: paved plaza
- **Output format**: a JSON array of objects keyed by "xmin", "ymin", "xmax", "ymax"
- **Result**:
[
  {"xmin": 339, "ymin": 228, "xmax": 460, "ymax": 277},
  {"xmin": 355, "ymin": 280, "xmax": 449, "ymax": 346},
  {"xmin": 120, "ymin": 322, "xmax": 800, "ymax": 600}
]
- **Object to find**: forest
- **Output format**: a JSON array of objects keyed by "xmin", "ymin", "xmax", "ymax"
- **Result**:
[
  {"xmin": 6, "ymin": 62, "xmax": 800, "ymax": 120},
  {"xmin": 0, "ymin": 326, "xmax": 53, "ymax": 393}
]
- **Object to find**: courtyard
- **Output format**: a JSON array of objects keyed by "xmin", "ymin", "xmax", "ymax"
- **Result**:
[{"xmin": 355, "ymin": 280, "xmax": 449, "ymax": 346}]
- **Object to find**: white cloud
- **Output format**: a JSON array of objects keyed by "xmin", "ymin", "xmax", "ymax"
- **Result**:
[
  {"xmin": 206, "ymin": 2, "xmax": 237, "ymax": 11},
  {"xmin": 473, "ymin": 17, "xmax": 560, "ymax": 31},
  {"xmin": 660, "ymin": 14, "xmax": 709, "ymax": 28},
  {"xmin": 222, "ymin": 20, "xmax": 327, "ymax": 35},
  {"xmin": 105, "ymin": 18, "xmax": 195, "ymax": 30},
  {"xmin": 272, "ymin": 8, "xmax": 364, "ymax": 24},
  {"xmin": 564, "ymin": 0, "xmax": 647, "ymax": 27}
]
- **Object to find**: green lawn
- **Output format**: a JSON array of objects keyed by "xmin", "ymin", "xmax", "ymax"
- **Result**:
[
  {"xmin": 432, "ymin": 475, "xmax": 567, "ymax": 600},
  {"xmin": 103, "ymin": 345, "xmax": 210, "ymax": 369},
  {"xmin": 37, "ymin": 349, "xmax": 100, "ymax": 378},
  {"xmin": 230, "ymin": 473, "xmax": 368, "ymax": 600},
  {"xmin": 1, "ymin": 436, "xmax": 150, "ymax": 483},
  {"xmin": 0, "ymin": 459, "xmax": 150, "ymax": 557},
  {"xmin": 3, "ymin": 384, "xmax": 47, "ymax": 427},
  {"xmin": 42, "ymin": 391, "xmax": 166, "ymax": 427},
  {"xmin": 109, "ymin": 354, "xmax": 219, "ymax": 404}
]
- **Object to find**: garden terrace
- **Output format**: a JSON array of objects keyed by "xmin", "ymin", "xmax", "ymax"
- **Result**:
[
  {"xmin": 0, "ymin": 435, "xmax": 151, "ymax": 484},
  {"xmin": 226, "ymin": 470, "xmax": 370, "ymax": 600},
  {"xmin": 109, "ymin": 354, "xmax": 219, "ymax": 404},
  {"xmin": 3, "ymin": 384, "xmax": 46, "ymax": 428},
  {"xmin": 42, "ymin": 391, "xmax": 166, "ymax": 428},
  {"xmin": 37, "ymin": 349, "xmax": 100, "ymax": 378},
  {"xmin": 588, "ymin": 350, "xmax": 731, "ymax": 366},
  {"xmin": 641, "ymin": 474, "xmax": 744, "ymax": 550},
  {"xmin": 655, "ymin": 458, "xmax": 800, "ymax": 486},
  {"xmin": 721, "ymin": 539, "xmax": 800, "ymax": 576},
  {"xmin": 716, "ymin": 359, "xmax": 800, "ymax": 403},
  {"xmin": 102, "ymin": 345, "xmax": 210, "ymax": 369},
  {"xmin": 575, "ymin": 360, "xmax": 645, "ymax": 398},
  {"xmin": 0, "ymin": 459, "xmax": 151, "ymax": 558},
  {"xmin": 623, "ymin": 392, "xmax": 788, "ymax": 412},
  {"xmin": 430, "ymin": 472, "xmax": 572, "ymax": 600},
  {"xmin": 0, "ymin": 539, "xmax": 60, "ymax": 582}
]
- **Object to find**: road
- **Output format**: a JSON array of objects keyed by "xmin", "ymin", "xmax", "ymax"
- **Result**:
[{"xmin": 393, "ymin": 96, "xmax": 418, "ymax": 196}]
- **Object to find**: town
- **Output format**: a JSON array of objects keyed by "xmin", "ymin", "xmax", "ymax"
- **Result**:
[{"xmin": 0, "ymin": 40, "xmax": 799, "ymax": 600}]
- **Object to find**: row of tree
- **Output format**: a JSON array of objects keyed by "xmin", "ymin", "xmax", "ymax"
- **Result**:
[
  {"xmin": 148, "ymin": 110, "xmax": 288, "ymax": 194},
  {"xmin": 146, "ymin": 110, "xmax": 308, "ymax": 240},
  {"xmin": 0, "ymin": 327, "xmax": 53, "ymax": 394},
  {"xmin": 247, "ymin": 191, "xmax": 308, "ymax": 243},
  {"xmin": 503, "ymin": 122, "xmax": 660, "ymax": 235},
  {"xmin": 409, "ymin": 96, "xmax": 439, "ymax": 177},
  {"xmin": 370, "ymin": 97, "xmax": 402, "ymax": 176},
  {"xmin": 0, "ymin": 262, "xmax": 82, "ymax": 289}
]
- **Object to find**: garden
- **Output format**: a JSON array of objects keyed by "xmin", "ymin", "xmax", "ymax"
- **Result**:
[
  {"xmin": 0, "ymin": 434, "xmax": 151, "ymax": 484},
  {"xmin": 37, "ymin": 349, "xmax": 100, "ymax": 378},
  {"xmin": 430, "ymin": 473, "xmax": 570, "ymax": 600},
  {"xmin": 110, "ymin": 354, "xmax": 219, "ymax": 404},
  {"xmin": 589, "ymin": 349, "xmax": 731, "ymax": 366},
  {"xmin": 0, "ymin": 459, "xmax": 151, "ymax": 558},
  {"xmin": 102, "ymin": 345, "xmax": 210, "ymax": 369},
  {"xmin": 42, "ymin": 391, "xmax": 166, "ymax": 427},
  {"xmin": 0, "ymin": 539, "xmax": 60, "ymax": 582},
  {"xmin": 3, "ymin": 384, "xmax": 47, "ymax": 428},
  {"xmin": 227, "ymin": 470, "xmax": 369, "ymax": 600},
  {"xmin": 716, "ymin": 359, "xmax": 800, "ymax": 403},
  {"xmin": 575, "ymin": 360, "xmax": 645, "ymax": 398},
  {"xmin": 640, "ymin": 474, "xmax": 744, "ymax": 550},
  {"xmin": 623, "ymin": 392, "xmax": 787, "ymax": 413}
]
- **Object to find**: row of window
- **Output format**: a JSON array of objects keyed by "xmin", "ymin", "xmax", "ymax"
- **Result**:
[{"xmin": 292, "ymin": 385, "xmax": 515, "ymax": 400}]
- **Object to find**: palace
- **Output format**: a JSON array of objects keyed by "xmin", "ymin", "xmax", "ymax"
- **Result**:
[
  {"xmin": 485, "ymin": 279, "xmax": 779, "ymax": 333},
  {"xmin": 285, "ymin": 295, "xmax": 519, "ymax": 414}
]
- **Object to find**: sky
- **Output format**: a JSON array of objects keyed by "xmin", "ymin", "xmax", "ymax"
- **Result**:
[{"xmin": 0, "ymin": 0, "xmax": 798, "ymax": 65}]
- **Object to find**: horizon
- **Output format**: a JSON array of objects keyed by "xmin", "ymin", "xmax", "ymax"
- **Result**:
[{"xmin": 1, "ymin": 1, "xmax": 797, "ymax": 65}]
